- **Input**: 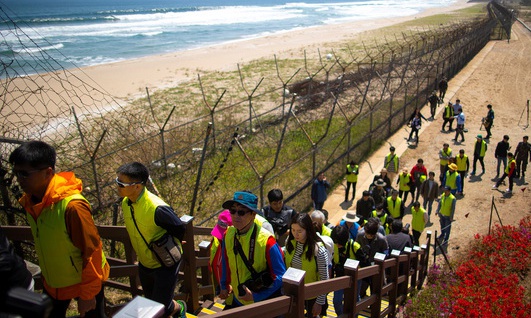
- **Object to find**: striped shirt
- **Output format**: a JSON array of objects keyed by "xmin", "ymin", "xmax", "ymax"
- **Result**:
[{"xmin": 290, "ymin": 242, "xmax": 329, "ymax": 305}]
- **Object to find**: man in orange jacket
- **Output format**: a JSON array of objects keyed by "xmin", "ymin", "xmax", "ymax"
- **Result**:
[{"xmin": 9, "ymin": 141, "xmax": 109, "ymax": 318}]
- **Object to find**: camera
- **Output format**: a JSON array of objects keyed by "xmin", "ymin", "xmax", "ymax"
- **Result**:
[
  {"xmin": 1, "ymin": 287, "xmax": 52, "ymax": 318},
  {"xmin": 402, "ymin": 223, "xmax": 411, "ymax": 234}
]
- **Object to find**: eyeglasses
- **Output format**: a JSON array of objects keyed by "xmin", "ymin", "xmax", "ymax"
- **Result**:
[
  {"xmin": 12, "ymin": 168, "xmax": 47, "ymax": 179},
  {"xmin": 229, "ymin": 208, "xmax": 252, "ymax": 216},
  {"xmin": 115, "ymin": 177, "xmax": 143, "ymax": 188}
]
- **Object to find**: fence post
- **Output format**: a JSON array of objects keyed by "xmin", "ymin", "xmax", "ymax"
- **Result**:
[
  {"xmin": 410, "ymin": 247, "xmax": 420, "ymax": 294},
  {"xmin": 371, "ymin": 253, "xmax": 386, "ymax": 317},
  {"xmin": 198, "ymin": 240, "xmax": 214, "ymax": 301},
  {"xmin": 343, "ymin": 259, "xmax": 360, "ymax": 318},
  {"xmin": 388, "ymin": 250, "xmax": 401, "ymax": 316},
  {"xmin": 282, "ymin": 267, "xmax": 306, "ymax": 318},
  {"xmin": 417, "ymin": 231, "xmax": 432, "ymax": 289},
  {"xmin": 180, "ymin": 215, "xmax": 199, "ymax": 312}
]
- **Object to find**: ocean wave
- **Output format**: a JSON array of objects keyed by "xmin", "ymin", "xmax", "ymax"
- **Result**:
[{"xmin": 13, "ymin": 43, "xmax": 64, "ymax": 54}]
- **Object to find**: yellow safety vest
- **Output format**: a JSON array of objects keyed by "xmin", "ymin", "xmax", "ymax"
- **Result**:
[
  {"xmin": 440, "ymin": 147, "xmax": 453, "ymax": 166},
  {"xmin": 475, "ymin": 141, "xmax": 487, "ymax": 157},
  {"xmin": 123, "ymin": 189, "xmax": 181, "ymax": 269},
  {"xmin": 385, "ymin": 154, "xmax": 399, "ymax": 172},
  {"xmin": 27, "ymin": 194, "xmax": 107, "ymax": 288},
  {"xmin": 321, "ymin": 224, "xmax": 332, "ymax": 237},
  {"xmin": 285, "ymin": 241, "xmax": 324, "ymax": 284},
  {"xmin": 386, "ymin": 197, "xmax": 402, "ymax": 219},
  {"xmin": 411, "ymin": 207, "xmax": 426, "ymax": 232},
  {"xmin": 445, "ymin": 171, "xmax": 458, "ymax": 190},
  {"xmin": 444, "ymin": 106, "xmax": 454, "ymax": 118},
  {"xmin": 332, "ymin": 239, "xmax": 361, "ymax": 265},
  {"xmin": 371, "ymin": 210, "xmax": 390, "ymax": 234},
  {"xmin": 505, "ymin": 158, "xmax": 516, "ymax": 174},
  {"xmin": 399, "ymin": 173, "xmax": 412, "ymax": 191},
  {"xmin": 225, "ymin": 223, "xmax": 271, "ymax": 305},
  {"xmin": 346, "ymin": 164, "xmax": 359, "ymax": 183},
  {"xmin": 455, "ymin": 155, "xmax": 468, "ymax": 171},
  {"xmin": 439, "ymin": 193, "xmax": 456, "ymax": 217}
]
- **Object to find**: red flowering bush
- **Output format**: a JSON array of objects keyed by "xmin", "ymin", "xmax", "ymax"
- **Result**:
[{"xmin": 404, "ymin": 216, "xmax": 531, "ymax": 317}]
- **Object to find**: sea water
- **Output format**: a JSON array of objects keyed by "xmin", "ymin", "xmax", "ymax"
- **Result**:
[{"xmin": 0, "ymin": 0, "xmax": 456, "ymax": 76}]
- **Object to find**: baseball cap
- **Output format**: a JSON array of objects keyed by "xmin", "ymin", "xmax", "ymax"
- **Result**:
[
  {"xmin": 211, "ymin": 210, "xmax": 232, "ymax": 240},
  {"xmin": 222, "ymin": 191, "xmax": 261, "ymax": 214}
]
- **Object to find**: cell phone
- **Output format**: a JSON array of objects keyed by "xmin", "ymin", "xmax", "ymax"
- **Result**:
[{"xmin": 238, "ymin": 284, "xmax": 246, "ymax": 297}]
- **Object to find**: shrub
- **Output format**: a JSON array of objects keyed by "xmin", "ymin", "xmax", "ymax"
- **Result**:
[{"xmin": 403, "ymin": 216, "xmax": 531, "ymax": 317}]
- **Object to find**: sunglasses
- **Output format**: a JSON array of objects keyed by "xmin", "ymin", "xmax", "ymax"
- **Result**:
[
  {"xmin": 229, "ymin": 208, "xmax": 252, "ymax": 216},
  {"xmin": 12, "ymin": 168, "xmax": 47, "ymax": 179},
  {"xmin": 115, "ymin": 177, "xmax": 143, "ymax": 188}
]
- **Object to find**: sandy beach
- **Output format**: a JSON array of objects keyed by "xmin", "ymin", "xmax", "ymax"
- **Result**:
[{"xmin": 68, "ymin": 0, "xmax": 479, "ymax": 100}]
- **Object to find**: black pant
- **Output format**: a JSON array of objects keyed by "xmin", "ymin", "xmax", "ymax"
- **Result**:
[
  {"xmin": 442, "ymin": 118, "xmax": 453, "ymax": 131},
  {"xmin": 45, "ymin": 285, "xmax": 106, "ymax": 318},
  {"xmin": 399, "ymin": 190, "xmax": 411, "ymax": 204},
  {"xmin": 439, "ymin": 89, "xmax": 447, "ymax": 101},
  {"xmin": 472, "ymin": 155, "xmax": 485, "ymax": 173},
  {"xmin": 516, "ymin": 159, "xmax": 527, "ymax": 177},
  {"xmin": 345, "ymin": 181, "xmax": 357, "ymax": 201},
  {"xmin": 485, "ymin": 123, "xmax": 492, "ymax": 138},
  {"xmin": 412, "ymin": 230, "xmax": 421, "ymax": 246},
  {"xmin": 138, "ymin": 261, "xmax": 181, "ymax": 316},
  {"xmin": 458, "ymin": 171, "xmax": 466, "ymax": 192},
  {"xmin": 430, "ymin": 103, "xmax": 437, "ymax": 117},
  {"xmin": 408, "ymin": 128, "xmax": 419, "ymax": 143},
  {"xmin": 454, "ymin": 124, "xmax": 464, "ymax": 141},
  {"xmin": 496, "ymin": 172, "xmax": 515, "ymax": 191}
]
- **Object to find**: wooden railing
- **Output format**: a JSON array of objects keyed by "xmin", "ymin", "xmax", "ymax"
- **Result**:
[{"xmin": 3, "ymin": 216, "xmax": 431, "ymax": 317}]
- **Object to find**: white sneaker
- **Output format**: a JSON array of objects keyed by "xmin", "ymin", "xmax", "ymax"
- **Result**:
[
  {"xmin": 506, "ymin": 189, "xmax": 512, "ymax": 193},
  {"xmin": 492, "ymin": 185, "xmax": 498, "ymax": 189}
]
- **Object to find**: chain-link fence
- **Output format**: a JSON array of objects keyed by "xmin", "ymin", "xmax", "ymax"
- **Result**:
[{"xmin": 1, "ymin": 4, "xmax": 504, "ymax": 228}]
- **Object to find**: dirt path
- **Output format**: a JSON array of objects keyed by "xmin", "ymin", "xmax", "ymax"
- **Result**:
[{"xmin": 325, "ymin": 22, "xmax": 531, "ymax": 257}]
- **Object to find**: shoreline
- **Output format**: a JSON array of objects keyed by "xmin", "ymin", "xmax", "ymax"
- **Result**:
[{"xmin": 68, "ymin": 0, "xmax": 479, "ymax": 100}]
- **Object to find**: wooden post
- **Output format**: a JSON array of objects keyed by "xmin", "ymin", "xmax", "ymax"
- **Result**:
[
  {"xmin": 388, "ymin": 250, "xmax": 401, "ymax": 316},
  {"xmin": 282, "ymin": 267, "xmax": 306, "ymax": 318},
  {"xmin": 410, "ymin": 247, "xmax": 420, "ymax": 294},
  {"xmin": 198, "ymin": 240, "xmax": 214, "ymax": 301},
  {"xmin": 371, "ymin": 253, "xmax": 386, "ymax": 317},
  {"xmin": 343, "ymin": 259, "xmax": 360, "ymax": 318},
  {"xmin": 180, "ymin": 215, "xmax": 198, "ymax": 312}
]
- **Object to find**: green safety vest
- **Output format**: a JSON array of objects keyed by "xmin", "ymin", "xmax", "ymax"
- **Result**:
[
  {"xmin": 455, "ymin": 155, "xmax": 468, "ymax": 171},
  {"xmin": 399, "ymin": 173, "xmax": 412, "ymax": 191},
  {"xmin": 321, "ymin": 224, "xmax": 332, "ymax": 237},
  {"xmin": 439, "ymin": 193, "xmax": 456, "ymax": 217},
  {"xmin": 385, "ymin": 154, "xmax": 399, "ymax": 172},
  {"xmin": 123, "ymin": 189, "xmax": 180, "ymax": 269},
  {"xmin": 225, "ymin": 223, "xmax": 271, "ymax": 305},
  {"xmin": 411, "ymin": 207, "xmax": 427, "ymax": 232},
  {"xmin": 27, "ymin": 194, "xmax": 106, "ymax": 288},
  {"xmin": 346, "ymin": 164, "xmax": 359, "ymax": 183},
  {"xmin": 444, "ymin": 106, "xmax": 454, "ymax": 118},
  {"xmin": 285, "ymin": 241, "xmax": 324, "ymax": 284},
  {"xmin": 386, "ymin": 197, "xmax": 402, "ymax": 219},
  {"xmin": 476, "ymin": 141, "xmax": 487, "ymax": 157},
  {"xmin": 371, "ymin": 210, "xmax": 390, "ymax": 234},
  {"xmin": 440, "ymin": 147, "xmax": 453, "ymax": 166},
  {"xmin": 332, "ymin": 239, "xmax": 361, "ymax": 265},
  {"xmin": 445, "ymin": 171, "xmax": 459, "ymax": 190},
  {"xmin": 505, "ymin": 158, "xmax": 516, "ymax": 174}
]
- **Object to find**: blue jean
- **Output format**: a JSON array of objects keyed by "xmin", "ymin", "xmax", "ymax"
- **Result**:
[
  {"xmin": 438, "ymin": 215, "xmax": 452, "ymax": 246},
  {"xmin": 423, "ymin": 198, "xmax": 434, "ymax": 217},
  {"xmin": 496, "ymin": 157, "xmax": 507, "ymax": 176}
]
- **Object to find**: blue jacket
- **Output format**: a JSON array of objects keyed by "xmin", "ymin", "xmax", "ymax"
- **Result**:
[{"xmin": 311, "ymin": 178, "xmax": 330, "ymax": 203}]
